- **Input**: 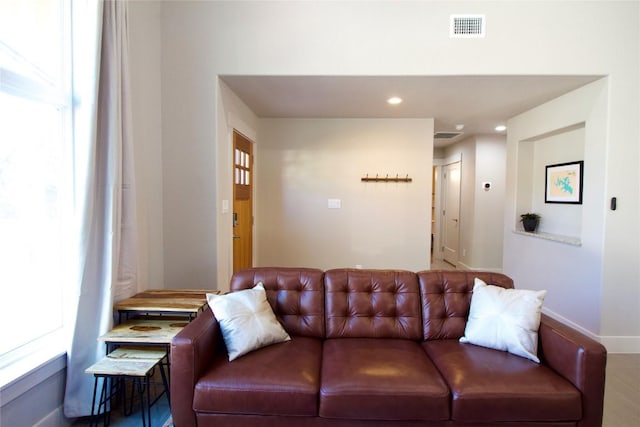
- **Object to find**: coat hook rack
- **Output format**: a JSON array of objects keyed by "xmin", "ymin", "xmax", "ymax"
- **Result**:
[{"xmin": 361, "ymin": 173, "xmax": 412, "ymax": 183}]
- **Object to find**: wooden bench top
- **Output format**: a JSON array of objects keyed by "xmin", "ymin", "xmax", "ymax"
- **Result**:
[
  {"xmin": 113, "ymin": 289, "xmax": 219, "ymax": 314},
  {"xmin": 85, "ymin": 347, "xmax": 166, "ymax": 377},
  {"xmin": 98, "ymin": 318, "xmax": 190, "ymax": 345}
]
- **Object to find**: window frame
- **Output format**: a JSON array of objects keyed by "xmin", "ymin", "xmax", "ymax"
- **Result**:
[{"xmin": 0, "ymin": 0, "xmax": 72, "ymax": 389}]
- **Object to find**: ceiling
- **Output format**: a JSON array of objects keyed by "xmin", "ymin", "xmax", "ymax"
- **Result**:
[{"xmin": 220, "ymin": 75, "xmax": 601, "ymax": 147}]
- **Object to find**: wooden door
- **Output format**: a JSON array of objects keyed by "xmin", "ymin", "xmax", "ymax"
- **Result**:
[
  {"xmin": 233, "ymin": 131, "xmax": 253, "ymax": 273},
  {"xmin": 443, "ymin": 161, "xmax": 461, "ymax": 266}
]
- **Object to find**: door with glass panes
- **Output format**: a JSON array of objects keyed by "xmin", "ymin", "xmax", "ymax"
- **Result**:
[{"xmin": 232, "ymin": 131, "xmax": 253, "ymax": 273}]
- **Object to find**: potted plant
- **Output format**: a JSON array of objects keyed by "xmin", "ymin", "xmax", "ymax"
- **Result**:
[{"xmin": 520, "ymin": 213, "xmax": 540, "ymax": 232}]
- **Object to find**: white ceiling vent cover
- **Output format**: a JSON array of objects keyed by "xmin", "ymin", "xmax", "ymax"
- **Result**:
[
  {"xmin": 434, "ymin": 132, "xmax": 463, "ymax": 139},
  {"xmin": 450, "ymin": 15, "xmax": 485, "ymax": 38}
]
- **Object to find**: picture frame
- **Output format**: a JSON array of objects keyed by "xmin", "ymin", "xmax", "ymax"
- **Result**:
[{"xmin": 545, "ymin": 161, "xmax": 584, "ymax": 204}]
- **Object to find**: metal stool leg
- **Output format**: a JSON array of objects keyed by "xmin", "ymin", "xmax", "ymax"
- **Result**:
[
  {"xmin": 89, "ymin": 376, "xmax": 99, "ymax": 427},
  {"xmin": 91, "ymin": 375, "xmax": 111, "ymax": 427},
  {"xmin": 86, "ymin": 349, "xmax": 166, "ymax": 426},
  {"xmin": 125, "ymin": 377, "xmax": 136, "ymax": 416},
  {"xmin": 134, "ymin": 376, "xmax": 151, "ymax": 427},
  {"xmin": 145, "ymin": 373, "xmax": 152, "ymax": 427},
  {"xmin": 158, "ymin": 357, "xmax": 170, "ymax": 410}
]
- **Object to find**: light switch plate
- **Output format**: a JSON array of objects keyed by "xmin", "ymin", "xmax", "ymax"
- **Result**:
[{"xmin": 327, "ymin": 198, "xmax": 341, "ymax": 209}]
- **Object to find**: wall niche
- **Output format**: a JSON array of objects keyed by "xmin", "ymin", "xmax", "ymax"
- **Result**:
[{"xmin": 515, "ymin": 122, "xmax": 585, "ymax": 245}]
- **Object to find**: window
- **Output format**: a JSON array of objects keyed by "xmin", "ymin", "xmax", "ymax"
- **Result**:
[
  {"xmin": 0, "ymin": 0, "xmax": 71, "ymax": 378},
  {"xmin": 234, "ymin": 144, "xmax": 252, "ymax": 200}
]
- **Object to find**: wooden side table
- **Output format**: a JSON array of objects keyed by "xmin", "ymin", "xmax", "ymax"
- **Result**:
[
  {"xmin": 113, "ymin": 289, "xmax": 216, "ymax": 321},
  {"xmin": 85, "ymin": 347, "xmax": 168, "ymax": 427},
  {"xmin": 98, "ymin": 318, "xmax": 190, "ymax": 347},
  {"xmin": 98, "ymin": 317, "xmax": 191, "ymax": 384}
]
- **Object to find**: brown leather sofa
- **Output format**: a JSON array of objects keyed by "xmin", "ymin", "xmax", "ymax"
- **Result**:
[{"xmin": 171, "ymin": 268, "xmax": 607, "ymax": 427}]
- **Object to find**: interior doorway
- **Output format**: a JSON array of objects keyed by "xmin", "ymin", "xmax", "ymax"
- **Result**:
[
  {"xmin": 232, "ymin": 130, "xmax": 254, "ymax": 273},
  {"xmin": 432, "ymin": 154, "xmax": 462, "ymax": 268},
  {"xmin": 442, "ymin": 160, "xmax": 461, "ymax": 266}
]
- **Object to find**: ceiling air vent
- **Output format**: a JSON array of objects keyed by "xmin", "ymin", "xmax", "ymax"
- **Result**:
[
  {"xmin": 450, "ymin": 15, "xmax": 485, "ymax": 38},
  {"xmin": 434, "ymin": 132, "xmax": 463, "ymax": 139}
]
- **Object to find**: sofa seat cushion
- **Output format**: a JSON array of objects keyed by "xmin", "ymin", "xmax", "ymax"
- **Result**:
[
  {"xmin": 194, "ymin": 337, "xmax": 322, "ymax": 417},
  {"xmin": 320, "ymin": 338, "xmax": 450, "ymax": 421},
  {"xmin": 423, "ymin": 340, "xmax": 582, "ymax": 423}
]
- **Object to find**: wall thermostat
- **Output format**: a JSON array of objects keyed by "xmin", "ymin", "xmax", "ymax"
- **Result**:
[{"xmin": 482, "ymin": 182, "xmax": 492, "ymax": 191}]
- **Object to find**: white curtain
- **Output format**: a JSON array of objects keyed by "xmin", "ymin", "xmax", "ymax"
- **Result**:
[{"xmin": 64, "ymin": 0, "xmax": 138, "ymax": 417}]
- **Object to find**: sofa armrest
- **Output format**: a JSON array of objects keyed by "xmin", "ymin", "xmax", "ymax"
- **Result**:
[
  {"xmin": 171, "ymin": 308, "xmax": 220, "ymax": 427},
  {"xmin": 538, "ymin": 314, "xmax": 607, "ymax": 427}
]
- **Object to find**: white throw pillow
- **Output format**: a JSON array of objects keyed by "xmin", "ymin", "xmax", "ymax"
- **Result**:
[
  {"xmin": 460, "ymin": 278, "xmax": 546, "ymax": 363},
  {"xmin": 207, "ymin": 283, "xmax": 291, "ymax": 361}
]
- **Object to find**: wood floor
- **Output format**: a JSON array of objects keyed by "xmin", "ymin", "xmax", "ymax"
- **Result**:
[
  {"xmin": 72, "ymin": 381, "xmax": 170, "ymax": 427},
  {"xmin": 430, "ymin": 258, "xmax": 457, "ymax": 270},
  {"xmin": 602, "ymin": 353, "xmax": 640, "ymax": 427}
]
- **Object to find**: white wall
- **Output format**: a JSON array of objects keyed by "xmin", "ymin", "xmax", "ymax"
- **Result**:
[
  {"xmin": 504, "ymin": 79, "xmax": 637, "ymax": 350},
  {"xmin": 256, "ymin": 119, "xmax": 433, "ymax": 271},
  {"xmin": 159, "ymin": 2, "xmax": 220, "ymax": 289},
  {"xmin": 471, "ymin": 135, "xmax": 506, "ymax": 270},
  {"xmin": 153, "ymin": 0, "xmax": 638, "ymax": 347},
  {"xmin": 129, "ymin": 0, "xmax": 163, "ymax": 289}
]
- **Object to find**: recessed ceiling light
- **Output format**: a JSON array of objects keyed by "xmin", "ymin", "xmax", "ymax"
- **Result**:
[
  {"xmin": 455, "ymin": 124, "xmax": 465, "ymax": 131},
  {"xmin": 387, "ymin": 97, "xmax": 402, "ymax": 105},
  {"xmin": 495, "ymin": 125, "xmax": 507, "ymax": 132}
]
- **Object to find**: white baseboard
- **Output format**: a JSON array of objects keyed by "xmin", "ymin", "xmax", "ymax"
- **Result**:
[
  {"xmin": 456, "ymin": 262, "xmax": 503, "ymax": 273},
  {"xmin": 34, "ymin": 406, "xmax": 71, "ymax": 427},
  {"xmin": 542, "ymin": 308, "xmax": 600, "ymax": 340},
  {"xmin": 542, "ymin": 308, "xmax": 640, "ymax": 354}
]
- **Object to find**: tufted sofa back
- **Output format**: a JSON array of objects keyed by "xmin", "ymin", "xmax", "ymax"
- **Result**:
[
  {"xmin": 230, "ymin": 267, "xmax": 325, "ymax": 338},
  {"xmin": 417, "ymin": 270, "xmax": 514, "ymax": 340},
  {"xmin": 229, "ymin": 268, "xmax": 514, "ymax": 342},
  {"xmin": 324, "ymin": 269, "xmax": 422, "ymax": 340}
]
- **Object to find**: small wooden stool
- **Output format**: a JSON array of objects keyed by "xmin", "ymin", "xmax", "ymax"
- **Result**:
[{"xmin": 85, "ymin": 347, "xmax": 169, "ymax": 427}]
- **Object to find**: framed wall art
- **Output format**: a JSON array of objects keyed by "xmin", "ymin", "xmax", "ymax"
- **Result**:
[{"xmin": 545, "ymin": 161, "xmax": 584, "ymax": 204}]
